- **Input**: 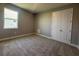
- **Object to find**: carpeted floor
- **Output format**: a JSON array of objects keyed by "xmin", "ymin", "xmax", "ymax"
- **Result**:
[{"xmin": 0, "ymin": 35, "xmax": 79, "ymax": 56}]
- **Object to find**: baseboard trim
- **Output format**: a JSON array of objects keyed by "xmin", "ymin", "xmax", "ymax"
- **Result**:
[
  {"xmin": 36, "ymin": 33, "xmax": 52, "ymax": 39},
  {"xmin": 0, "ymin": 33, "xmax": 35, "ymax": 42},
  {"xmin": 36, "ymin": 33, "xmax": 79, "ymax": 49}
]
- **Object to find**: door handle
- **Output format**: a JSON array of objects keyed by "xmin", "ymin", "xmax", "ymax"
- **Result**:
[{"xmin": 60, "ymin": 29, "xmax": 63, "ymax": 32}]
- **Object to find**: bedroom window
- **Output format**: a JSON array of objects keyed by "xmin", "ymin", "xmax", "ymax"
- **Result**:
[{"xmin": 4, "ymin": 8, "xmax": 18, "ymax": 29}]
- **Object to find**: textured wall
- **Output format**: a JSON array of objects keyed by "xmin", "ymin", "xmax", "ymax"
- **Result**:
[
  {"xmin": 0, "ymin": 4, "xmax": 34, "ymax": 39},
  {"xmin": 36, "ymin": 12, "xmax": 52, "ymax": 37}
]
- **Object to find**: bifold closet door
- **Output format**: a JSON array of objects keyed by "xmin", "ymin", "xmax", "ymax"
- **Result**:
[
  {"xmin": 51, "ymin": 8, "xmax": 73, "ymax": 44},
  {"xmin": 51, "ymin": 11, "xmax": 61, "ymax": 42}
]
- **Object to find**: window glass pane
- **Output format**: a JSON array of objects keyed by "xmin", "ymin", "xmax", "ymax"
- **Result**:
[
  {"xmin": 4, "ymin": 8, "xmax": 18, "ymax": 29},
  {"xmin": 4, "ymin": 8, "xmax": 18, "ymax": 19},
  {"xmin": 4, "ymin": 19, "xmax": 18, "ymax": 28}
]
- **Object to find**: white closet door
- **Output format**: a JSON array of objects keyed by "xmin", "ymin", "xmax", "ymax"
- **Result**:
[
  {"xmin": 51, "ymin": 8, "xmax": 73, "ymax": 44},
  {"xmin": 51, "ymin": 11, "xmax": 61, "ymax": 41},
  {"xmin": 65, "ymin": 8, "xmax": 73, "ymax": 43}
]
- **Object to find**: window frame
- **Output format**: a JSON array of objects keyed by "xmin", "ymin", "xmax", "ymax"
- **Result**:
[{"xmin": 3, "ymin": 8, "xmax": 18, "ymax": 29}]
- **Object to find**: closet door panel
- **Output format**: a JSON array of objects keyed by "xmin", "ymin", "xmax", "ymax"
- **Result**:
[
  {"xmin": 51, "ymin": 11, "xmax": 61, "ymax": 41},
  {"xmin": 60, "ymin": 8, "xmax": 73, "ymax": 43},
  {"xmin": 59, "ymin": 9, "xmax": 69, "ymax": 43},
  {"xmin": 51, "ymin": 8, "xmax": 73, "ymax": 44},
  {"xmin": 65, "ymin": 8, "xmax": 73, "ymax": 43}
]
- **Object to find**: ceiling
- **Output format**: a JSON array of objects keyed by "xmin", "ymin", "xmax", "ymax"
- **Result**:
[{"xmin": 13, "ymin": 3, "xmax": 70, "ymax": 13}]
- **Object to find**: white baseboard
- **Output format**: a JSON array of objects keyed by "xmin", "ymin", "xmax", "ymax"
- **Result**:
[
  {"xmin": 36, "ymin": 33, "xmax": 79, "ymax": 49},
  {"xmin": 36, "ymin": 33, "xmax": 52, "ymax": 39},
  {"xmin": 0, "ymin": 33, "xmax": 35, "ymax": 42}
]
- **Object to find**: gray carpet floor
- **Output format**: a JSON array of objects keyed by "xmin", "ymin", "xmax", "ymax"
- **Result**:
[{"xmin": 0, "ymin": 35, "xmax": 79, "ymax": 56}]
